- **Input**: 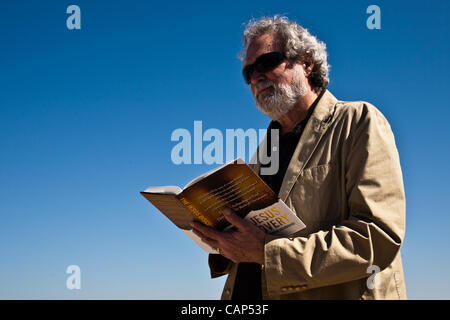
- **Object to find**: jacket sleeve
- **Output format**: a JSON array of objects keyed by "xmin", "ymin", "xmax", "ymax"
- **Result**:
[
  {"xmin": 263, "ymin": 103, "xmax": 406, "ymax": 296},
  {"xmin": 208, "ymin": 253, "xmax": 233, "ymax": 278}
]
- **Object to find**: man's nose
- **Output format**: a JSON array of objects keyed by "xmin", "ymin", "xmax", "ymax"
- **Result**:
[{"xmin": 250, "ymin": 70, "xmax": 267, "ymax": 85}]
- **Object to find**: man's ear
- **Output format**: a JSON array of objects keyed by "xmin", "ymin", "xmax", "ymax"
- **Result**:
[{"xmin": 302, "ymin": 55, "xmax": 314, "ymax": 77}]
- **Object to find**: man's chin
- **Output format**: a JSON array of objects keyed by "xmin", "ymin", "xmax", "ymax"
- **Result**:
[{"xmin": 256, "ymin": 104, "xmax": 288, "ymax": 120}]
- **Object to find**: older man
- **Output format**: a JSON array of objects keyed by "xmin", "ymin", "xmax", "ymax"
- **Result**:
[{"xmin": 191, "ymin": 16, "xmax": 406, "ymax": 300}]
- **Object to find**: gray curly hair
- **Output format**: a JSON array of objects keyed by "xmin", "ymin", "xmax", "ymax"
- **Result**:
[{"xmin": 240, "ymin": 15, "xmax": 330, "ymax": 92}]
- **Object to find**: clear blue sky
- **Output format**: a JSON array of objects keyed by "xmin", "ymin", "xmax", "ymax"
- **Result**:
[{"xmin": 0, "ymin": 0, "xmax": 449, "ymax": 299}]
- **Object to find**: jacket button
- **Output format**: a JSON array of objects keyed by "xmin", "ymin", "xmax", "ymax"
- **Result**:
[
  {"xmin": 225, "ymin": 288, "xmax": 231, "ymax": 296},
  {"xmin": 295, "ymin": 284, "xmax": 307, "ymax": 290}
]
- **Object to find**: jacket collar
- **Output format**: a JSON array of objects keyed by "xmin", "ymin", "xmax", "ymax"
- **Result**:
[{"xmin": 251, "ymin": 89, "xmax": 338, "ymax": 201}]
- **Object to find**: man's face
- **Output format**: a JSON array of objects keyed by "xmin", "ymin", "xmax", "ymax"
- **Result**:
[{"xmin": 243, "ymin": 33, "xmax": 309, "ymax": 120}]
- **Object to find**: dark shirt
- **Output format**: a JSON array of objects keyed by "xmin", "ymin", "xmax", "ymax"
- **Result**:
[{"xmin": 231, "ymin": 89, "xmax": 325, "ymax": 300}]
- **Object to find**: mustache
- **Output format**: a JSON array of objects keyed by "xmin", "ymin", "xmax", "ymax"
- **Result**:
[{"xmin": 255, "ymin": 80, "xmax": 276, "ymax": 95}]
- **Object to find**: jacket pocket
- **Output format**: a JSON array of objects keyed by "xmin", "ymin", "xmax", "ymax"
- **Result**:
[{"xmin": 288, "ymin": 163, "xmax": 341, "ymax": 233}]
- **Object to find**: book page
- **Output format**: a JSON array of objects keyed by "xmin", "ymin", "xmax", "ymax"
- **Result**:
[
  {"xmin": 143, "ymin": 186, "xmax": 182, "ymax": 195},
  {"xmin": 183, "ymin": 158, "xmax": 244, "ymax": 189},
  {"xmin": 177, "ymin": 161, "xmax": 277, "ymax": 230},
  {"xmin": 181, "ymin": 229, "xmax": 217, "ymax": 254}
]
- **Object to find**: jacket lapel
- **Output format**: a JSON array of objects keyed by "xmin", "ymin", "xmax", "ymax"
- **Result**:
[{"xmin": 277, "ymin": 90, "xmax": 337, "ymax": 201}]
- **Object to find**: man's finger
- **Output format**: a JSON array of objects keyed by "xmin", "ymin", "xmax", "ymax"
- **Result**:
[
  {"xmin": 203, "ymin": 238, "xmax": 219, "ymax": 249},
  {"xmin": 192, "ymin": 227, "xmax": 225, "ymax": 254},
  {"xmin": 222, "ymin": 207, "xmax": 252, "ymax": 231},
  {"xmin": 190, "ymin": 221, "xmax": 224, "ymax": 241}
]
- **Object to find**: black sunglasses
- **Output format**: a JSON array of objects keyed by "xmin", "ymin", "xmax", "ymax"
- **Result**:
[{"xmin": 242, "ymin": 51, "xmax": 286, "ymax": 84}]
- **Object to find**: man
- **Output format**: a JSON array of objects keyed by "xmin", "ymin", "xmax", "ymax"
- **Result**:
[{"xmin": 191, "ymin": 16, "xmax": 406, "ymax": 299}]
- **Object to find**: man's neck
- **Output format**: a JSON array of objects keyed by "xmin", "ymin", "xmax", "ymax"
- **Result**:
[{"xmin": 276, "ymin": 90, "xmax": 319, "ymax": 135}]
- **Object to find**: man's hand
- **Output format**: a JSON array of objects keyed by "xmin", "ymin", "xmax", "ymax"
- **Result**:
[{"xmin": 190, "ymin": 208, "xmax": 266, "ymax": 265}]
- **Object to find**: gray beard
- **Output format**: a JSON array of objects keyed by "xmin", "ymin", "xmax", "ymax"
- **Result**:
[{"xmin": 255, "ymin": 71, "xmax": 307, "ymax": 120}]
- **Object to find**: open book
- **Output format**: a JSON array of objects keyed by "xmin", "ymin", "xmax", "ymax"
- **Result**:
[{"xmin": 140, "ymin": 158, "xmax": 306, "ymax": 253}]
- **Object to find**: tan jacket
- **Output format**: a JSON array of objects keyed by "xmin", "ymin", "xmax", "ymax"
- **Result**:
[{"xmin": 208, "ymin": 90, "xmax": 407, "ymax": 300}]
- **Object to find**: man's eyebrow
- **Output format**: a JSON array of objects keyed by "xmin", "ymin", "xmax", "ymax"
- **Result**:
[{"xmin": 243, "ymin": 55, "xmax": 257, "ymax": 67}]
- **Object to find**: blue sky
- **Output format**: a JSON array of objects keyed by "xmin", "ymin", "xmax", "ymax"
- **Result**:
[{"xmin": 0, "ymin": 0, "xmax": 449, "ymax": 299}]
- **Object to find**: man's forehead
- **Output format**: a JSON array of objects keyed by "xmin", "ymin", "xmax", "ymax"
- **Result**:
[{"xmin": 243, "ymin": 33, "xmax": 282, "ymax": 65}]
